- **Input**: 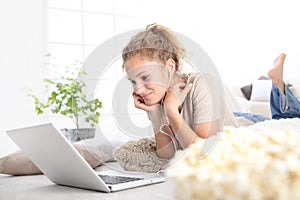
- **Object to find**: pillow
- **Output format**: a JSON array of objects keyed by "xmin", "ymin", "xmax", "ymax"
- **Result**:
[
  {"xmin": 0, "ymin": 143, "xmax": 109, "ymax": 175},
  {"xmin": 240, "ymin": 76, "xmax": 270, "ymax": 100},
  {"xmin": 240, "ymin": 84, "xmax": 252, "ymax": 100},
  {"xmin": 0, "ymin": 151, "xmax": 42, "ymax": 175},
  {"xmin": 290, "ymin": 84, "xmax": 300, "ymax": 100},
  {"xmin": 250, "ymin": 79, "xmax": 272, "ymax": 102},
  {"xmin": 113, "ymin": 138, "xmax": 169, "ymax": 173}
]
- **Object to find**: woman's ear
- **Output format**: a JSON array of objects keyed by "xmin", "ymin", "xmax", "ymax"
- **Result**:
[{"xmin": 165, "ymin": 58, "xmax": 176, "ymax": 71}]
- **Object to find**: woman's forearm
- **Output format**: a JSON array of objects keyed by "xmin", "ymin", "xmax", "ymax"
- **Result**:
[
  {"xmin": 149, "ymin": 105, "xmax": 177, "ymax": 159},
  {"xmin": 154, "ymin": 130, "xmax": 176, "ymax": 159},
  {"xmin": 167, "ymin": 111, "xmax": 199, "ymax": 149}
]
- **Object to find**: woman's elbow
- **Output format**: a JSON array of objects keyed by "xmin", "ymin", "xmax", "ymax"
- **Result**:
[{"xmin": 156, "ymin": 150, "xmax": 175, "ymax": 160}]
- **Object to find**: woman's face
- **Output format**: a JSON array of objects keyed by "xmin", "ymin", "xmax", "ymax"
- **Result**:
[{"xmin": 124, "ymin": 55, "xmax": 170, "ymax": 106}]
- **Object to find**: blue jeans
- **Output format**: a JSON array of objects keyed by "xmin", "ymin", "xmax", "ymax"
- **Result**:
[
  {"xmin": 233, "ymin": 112, "xmax": 270, "ymax": 123},
  {"xmin": 270, "ymin": 84, "xmax": 300, "ymax": 119}
]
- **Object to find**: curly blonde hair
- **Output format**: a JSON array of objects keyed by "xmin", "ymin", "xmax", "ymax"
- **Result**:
[{"xmin": 122, "ymin": 23, "xmax": 186, "ymax": 71}]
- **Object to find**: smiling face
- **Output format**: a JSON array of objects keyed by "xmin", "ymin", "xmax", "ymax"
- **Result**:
[{"xmin": 124, "ymin": 55, "xmax": 171, "ymax": 106}]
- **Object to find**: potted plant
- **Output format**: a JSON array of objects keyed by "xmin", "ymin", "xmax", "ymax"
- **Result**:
[{"xmin": 28, "ymin": 56, "xmax": 102, "ymax": 142}]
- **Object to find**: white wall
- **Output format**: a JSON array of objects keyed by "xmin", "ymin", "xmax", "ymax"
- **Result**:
[
  {"xmin": 193, "ymin": 0, "xmax": 300, "ymax": 85},
  {"xmin": 153, "ymin": 0, "xmax": 300, "ymax": 86},
  {"xmin": 111, "ymin": 0, "xmax": 300, "ymax": 86},
  {"xmin": 0, "ymin": 0, "xmax": 47, "ymax": 157}
]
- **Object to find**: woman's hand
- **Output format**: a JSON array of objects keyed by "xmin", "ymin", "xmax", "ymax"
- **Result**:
[
  {"xmin": 164, "ymin": 82, "xmax": 192, "ymax": 116},
  {"xmin": 132, "ymin": 92, "xmax": 154, "ymax": 112},
  {"xmin": 132, "ymin": 92, "xmax": 166, "ymax": 132}
]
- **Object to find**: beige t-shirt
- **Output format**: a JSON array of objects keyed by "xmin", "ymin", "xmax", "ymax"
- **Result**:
[
  {"xmin": 180, "ymin": 73, "xmax": 251, "ymax": 131},
  {"xmin": 180, "ymin": 73, "xmax": 222, "ymax": 131}
]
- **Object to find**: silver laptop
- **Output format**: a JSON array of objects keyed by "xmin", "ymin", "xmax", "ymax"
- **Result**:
[{"xmin": 6, "ymin": 123, "xmax": 165, "ymax": 192}]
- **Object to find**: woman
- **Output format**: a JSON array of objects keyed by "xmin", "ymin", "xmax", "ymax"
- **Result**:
[{"xmin": 121, "ymin": 24, "xmax": 224, "ymax": 159}]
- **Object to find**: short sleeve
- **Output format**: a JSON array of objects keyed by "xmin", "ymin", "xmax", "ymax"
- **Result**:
[{"xmin": 191, "ymin": 73, "xmax": 223, "ymax": 124}]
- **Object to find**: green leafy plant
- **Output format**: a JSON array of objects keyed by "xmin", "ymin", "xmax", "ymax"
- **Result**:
[{"xmin": 29, "ymin": 56, "xmax": 102, "ymax": 130}]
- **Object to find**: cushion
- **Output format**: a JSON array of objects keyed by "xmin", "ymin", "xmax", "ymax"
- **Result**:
[
  {"xmin": 0, "ymin": 151, "xmax": 42, "ymax": 175},
  {"xmin": 113, "ymin": 138, "xmax": 169, "ymax": 173},
  {"xmin": 0, "ymin": 143, "xmax": 110, "ymax": 175},
  {"xmin": 240, "ymin": 84, "xmax": 252, "ymax": 100},
  {"xmin": 240, "ymin": 75, "xmax": 270, "ymax": 100},
  {"xmin": 250, "ymin": 79, "xmax": 272, "ymax": 102},
  {"xmin": 290, "ymin": 84, "xmax": 300, "ymax": 100}
]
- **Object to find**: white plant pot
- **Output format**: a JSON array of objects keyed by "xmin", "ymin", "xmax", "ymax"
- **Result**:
[{"xmin": 60, "ymin": 128, "xmax": 95, "ymax": 143}]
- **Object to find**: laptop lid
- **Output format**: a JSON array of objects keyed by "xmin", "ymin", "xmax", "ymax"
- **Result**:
[
  {"xmin": 6, "ymin": 123, "xmax": 165, "ymax": 192},
  {"xmin": 6, "ymin": 123, "xmax": 111, "ymax": 192}
]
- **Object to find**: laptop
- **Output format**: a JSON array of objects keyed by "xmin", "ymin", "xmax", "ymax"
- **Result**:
[{"xmin": 6, "ymin": 123, "xmax": 165, "ymax": 192}]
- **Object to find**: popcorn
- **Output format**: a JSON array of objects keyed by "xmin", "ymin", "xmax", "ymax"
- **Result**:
[{"xmin": 167, "ymin": 124, "xmax": 300, "ymax": 200}]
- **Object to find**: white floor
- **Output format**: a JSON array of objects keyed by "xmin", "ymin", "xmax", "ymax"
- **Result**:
[{"xmin": 0, "ymin": 162, "xmax": 175, "ymax": 200}]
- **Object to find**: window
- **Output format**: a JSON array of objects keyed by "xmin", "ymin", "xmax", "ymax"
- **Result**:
[{"xmin": 46, "ymin": 0, "xmax": 200, "ymax": 136}]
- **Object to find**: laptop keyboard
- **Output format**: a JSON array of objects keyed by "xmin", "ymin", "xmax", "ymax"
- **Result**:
[{"xmin": 99, "ymin": 175, "xmax": 144, "ymax": 185}]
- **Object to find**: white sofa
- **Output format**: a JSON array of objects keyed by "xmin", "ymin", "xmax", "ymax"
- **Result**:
[
  {"xmin": 227, "ymin": 84, "xmax": 300, "ymax": 119},
  {"xmin": 228, "ymin": 85, "xmax": 271, "ymax": 118}
]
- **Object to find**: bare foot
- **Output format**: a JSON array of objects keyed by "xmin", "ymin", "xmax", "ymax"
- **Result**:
[{"xmin": 267, "ymin": 53, "xmax": 286, "ymax": 94}]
